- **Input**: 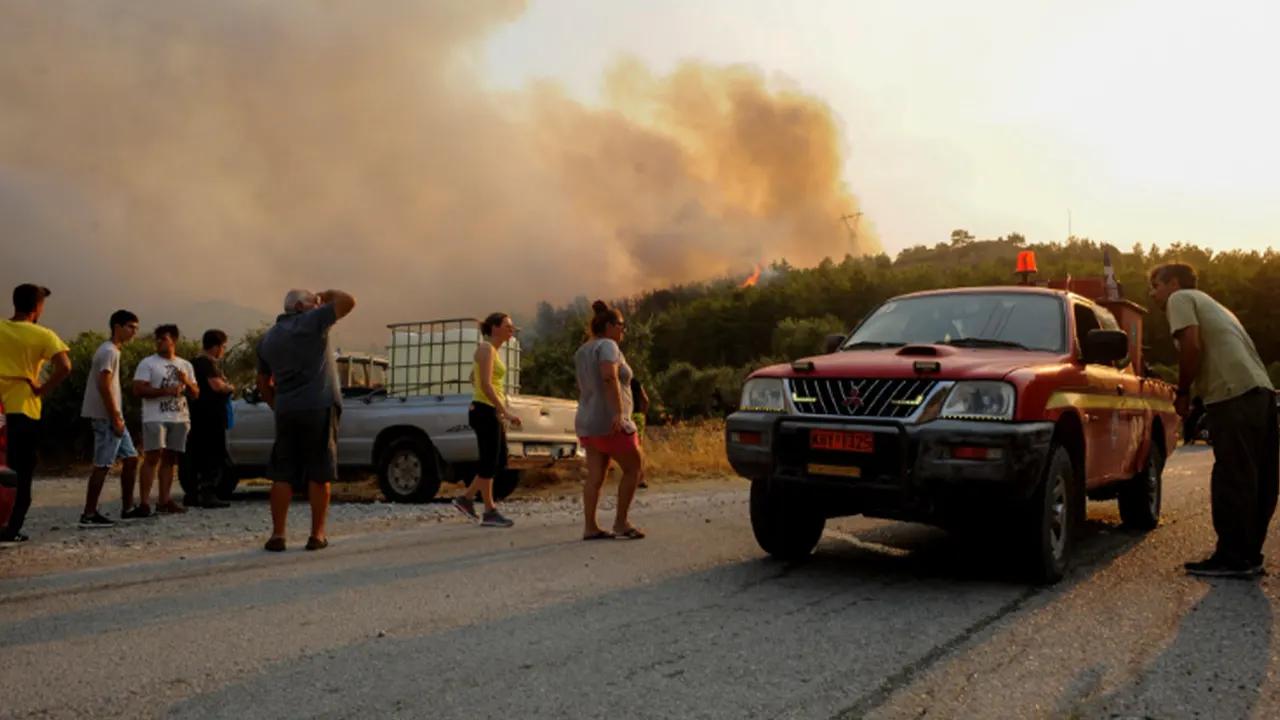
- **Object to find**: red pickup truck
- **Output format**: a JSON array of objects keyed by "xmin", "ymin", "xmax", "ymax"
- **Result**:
[{"xmin": 726, "ymin": 280, "xmax": 1178, "ymax": 583}]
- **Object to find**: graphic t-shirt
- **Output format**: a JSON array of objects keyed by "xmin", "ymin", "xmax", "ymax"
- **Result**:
[
  {"xmin": 134, "ymin": 354, "xmax": 195, "ymax": 423},
  {"xmin": 0, "ymin": 319, "xmax": 69, "ymax": 420},
  {"xmin": 80, "ymin": 341, "xmax": 122, "ymax": 421}
]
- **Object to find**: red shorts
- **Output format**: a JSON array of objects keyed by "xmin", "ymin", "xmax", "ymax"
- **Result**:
[{"xmin": 579, "ymin": 432, "xmax": 640, "ymax": 456}]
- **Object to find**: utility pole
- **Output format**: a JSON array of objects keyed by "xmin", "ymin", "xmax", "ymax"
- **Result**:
[{"xmin": 840, "ymin": 212, "xmax": 863, "ymax": 244}]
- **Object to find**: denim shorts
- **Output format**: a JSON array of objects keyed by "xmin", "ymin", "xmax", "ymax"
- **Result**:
[{"xmin": 90, "ymin": 418, "xmax": 140, "ymax": 468}]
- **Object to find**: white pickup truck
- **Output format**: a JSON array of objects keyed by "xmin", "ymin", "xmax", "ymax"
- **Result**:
[{"xmin": 212, "ymin": 318, "xmax": 582, "ymax": 502}]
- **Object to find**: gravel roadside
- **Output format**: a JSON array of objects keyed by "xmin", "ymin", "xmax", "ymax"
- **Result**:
[{"xmin": 0, "ymin": 472, "xmax": 742, "ymax": 579}]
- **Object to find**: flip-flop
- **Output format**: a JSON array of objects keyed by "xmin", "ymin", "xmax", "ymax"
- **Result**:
[
  {"xmin": 583, "ymin": 530, "xmax": 616, "ymax": 541},
  {"xmin": 613, "ymin": 527, "xmax": 646, "ymax": 540}
]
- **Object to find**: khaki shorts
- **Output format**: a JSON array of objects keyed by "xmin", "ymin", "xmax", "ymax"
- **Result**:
[{"xmin": 142, "ymin": 421, "xmax": 189, "ymax": 453}]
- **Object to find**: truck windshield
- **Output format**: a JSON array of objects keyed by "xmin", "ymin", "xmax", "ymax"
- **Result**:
[{"xmin": 844, "ymin": 292, "xmax": 1066, "ymax": 353}]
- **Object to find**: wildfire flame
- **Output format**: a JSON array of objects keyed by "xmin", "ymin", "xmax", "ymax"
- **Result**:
[{"xmin": 740, "ymin": 264, "xmax": 762, "ymax": 288}]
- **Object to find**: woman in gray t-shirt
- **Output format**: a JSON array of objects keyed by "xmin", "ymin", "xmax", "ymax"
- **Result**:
[{"xmin": 574, "ymin": 300, "xmax": 645, "ymax": 540}]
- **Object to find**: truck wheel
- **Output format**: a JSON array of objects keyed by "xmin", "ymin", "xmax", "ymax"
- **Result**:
[
  {"xmin": 378, "ymin": 436, "xmax": 441, "ymax": 503},
  {"xmin": 179, "ymin": 453, "xmax": 241, "ymax": 501},
  {"xmin": 493, "ymin": 470, "xmax": 521, "ymax": 501},
  {"xmin": 750, "ymin": 478, "xmax": 825, "ymax": 562},
  {"xmin": 1024, "ymin": 445, "xmax": 1078, "ymax": 584},
  {"xmin": 1118, "ymin": 440, "xmax": 1163, "ymax": 531}
]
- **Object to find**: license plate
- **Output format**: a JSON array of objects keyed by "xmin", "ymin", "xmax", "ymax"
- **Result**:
[
  {"xmin": 810, "ymin": 429, "xmax": 875, "ymax": 453},
  {"xmin": 807, "ymin": 463, "xmax": 861, "ymax": 479}
]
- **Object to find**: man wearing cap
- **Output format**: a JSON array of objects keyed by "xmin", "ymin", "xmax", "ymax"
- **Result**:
[
  {"xmin": 1150, "ymin": 263, "xmax": 1278, "ymax": 578},
  {"xmin": 0, "ymin": 284, "xmax": 72, "ymax": 543},
  {"xmin": 256, "ymin": 288, "xmax": 355, "ymax": 552}
]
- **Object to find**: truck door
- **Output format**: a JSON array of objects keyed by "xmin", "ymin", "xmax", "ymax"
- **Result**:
[
  {"xmin": 1095, "ymin": 305, "xmax": 1146, "ymax": 476},
  {"xmin": 1074, "ymin": 303, "xmax": 1127, "ymax": 486}
]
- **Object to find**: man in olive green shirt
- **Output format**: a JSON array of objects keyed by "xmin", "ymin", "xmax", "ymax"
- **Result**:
[{"xmin": 1150, "ymin": 263, "xmax": 1278, "ymax": 578}]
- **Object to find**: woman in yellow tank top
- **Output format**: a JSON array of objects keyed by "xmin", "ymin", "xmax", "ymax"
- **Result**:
[{"xmin": 452, "ymin": 313, "xmax": 522, "ymax": 527}]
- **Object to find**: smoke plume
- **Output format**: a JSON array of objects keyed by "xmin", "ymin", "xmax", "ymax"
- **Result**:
[{"xmin": 0, "ymin": 0, "xmax": 877, "ymax": 346}]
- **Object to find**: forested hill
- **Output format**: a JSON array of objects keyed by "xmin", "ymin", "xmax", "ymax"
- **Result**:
[{"xmin": 522, "ymin": 234, "xmax": 1280, "ymax": 418}]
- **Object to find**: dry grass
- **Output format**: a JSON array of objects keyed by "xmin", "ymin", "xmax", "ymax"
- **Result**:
[
  {"xmin": 518, "ymin": 418, "xmax": 733, "ymax": 493},
  {"xmin": 641, "ymin": 419, "xmax": 733, "ymax": 479}
]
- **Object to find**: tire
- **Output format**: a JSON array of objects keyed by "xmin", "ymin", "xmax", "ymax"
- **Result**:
[
  {"xmin": 377, "ymin": 436, "xmax": 442, "ymax": 503},
  {"xmin": 749, "ymin": 478, "xmax": 825, "ymax": 562},
  {"xmin": 493, "ymin": 469, "xmax": 521, "ymax": 501},
  {"xmin": 1118, "ymin": 439, "xmax": 1163, "ymax": 530},
  {"xmin": 1024, "ymin": 445, "xmax": 1079, "ymax": 584},
  {"xmin": 216, "ymin": 455, "xmax": 241, "ymax": 500},
  {"xmin": 179, "ymin": 452, "xmax": 242, "ymax": 500}
]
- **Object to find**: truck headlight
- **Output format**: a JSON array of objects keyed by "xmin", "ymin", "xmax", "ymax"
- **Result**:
[
  {"xmin": 940, "ymin": 381, "xmax": 1015, "ymax": 420},
  {"xmin": 740, "ymin": 378, "xmax": 787, "ymax": 412}
]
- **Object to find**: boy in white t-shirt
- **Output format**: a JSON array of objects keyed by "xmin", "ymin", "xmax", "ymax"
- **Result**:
[{"xmin": 131, "ymin": 324, "xmax": 198, "ymax": 514}]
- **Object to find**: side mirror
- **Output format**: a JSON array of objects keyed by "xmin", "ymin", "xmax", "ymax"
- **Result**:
[
  {"xmin": 1082, "ymin": 329, "xmax": 1129, "ymax": 366},
  {"xmin": 824, "ymin": 334, "xmax": 847, "ymax": 354}
]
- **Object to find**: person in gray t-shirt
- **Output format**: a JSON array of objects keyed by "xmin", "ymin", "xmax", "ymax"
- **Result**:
[
  {"xmin": 256, "ymin": 288, "xmax": 356, "ymax": 553},
  {"xmin": 573, "ymin": 300, "xmax": 645, "ymax": 541},
  {"xmin": 79, "ymin": 310, "xmax": 141, "ymax": 526}
]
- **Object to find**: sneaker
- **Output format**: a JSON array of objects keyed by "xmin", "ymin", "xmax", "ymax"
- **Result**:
[
  {"xmin": 120, "ymin": 504, "xmax": 152, "ymax": 520},
  {"xmin": 452, "ymin": 496, "xmax": 479, "ymax": 522},
  {"xmin": 1184, "ymin": 555, "xmax": 1259, "ymax": 578},
  {"xmin": 78, "ymin": 513, "xmax": 116, "ymax": 529},
  {"xmin": 0, "ymin": 531, "xmax": 30, "ymax": 544},
  {"xmin": 480, "ymin": 509, "xmax": 514, "ymax": 528},
  {"xmin": 156, "ymin": 500, "xmax": 188, "ymax": 515}
]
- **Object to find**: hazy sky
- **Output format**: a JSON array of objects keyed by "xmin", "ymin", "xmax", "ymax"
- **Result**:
[
  {"xmin": 2, "ymin": 0, "xmax": 1276, "ymax": 348},
  {"xmin": 485, "ymin": 0, "xmax": 1280, "ymax": 254}
]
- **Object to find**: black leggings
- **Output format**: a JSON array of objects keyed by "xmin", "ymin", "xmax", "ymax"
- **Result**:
[{"xmin": 469, "ymin": 402, "xmax": 507, "ymax": 479}]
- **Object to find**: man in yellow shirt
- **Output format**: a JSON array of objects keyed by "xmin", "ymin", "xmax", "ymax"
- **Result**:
[
  {"xmin": 0, "ymin": 284, "xmax": 72, "ymax": 543},
  {"xmin": 1150, "ymin": 263, "xmax": 1278, "ymax": 578}
]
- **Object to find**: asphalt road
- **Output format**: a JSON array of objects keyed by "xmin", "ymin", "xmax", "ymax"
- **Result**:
[{"xmin": 2, "ymin": 446, "xmax": 1278, "ymax": 719}]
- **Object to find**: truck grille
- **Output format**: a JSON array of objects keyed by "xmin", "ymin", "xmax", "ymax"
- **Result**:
[{"xmin": 788, "ymin": 378, "xmax": 941, "ymax": 419}]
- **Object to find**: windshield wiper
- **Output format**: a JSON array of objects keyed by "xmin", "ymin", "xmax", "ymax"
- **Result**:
[
  {"xmin": 936, "ymin": 337, "xmax": 1031, "ymax": 350},
  {"xmin": 842, "ymin": 341, "xmax": 906, "ymax": 350}
]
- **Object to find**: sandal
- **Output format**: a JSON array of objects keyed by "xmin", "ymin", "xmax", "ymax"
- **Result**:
[
  {"xmin": 583, "ymin": 530, "xmax": 616, "ymax": 541},
  {"xmin": 613, "ymin": 527, "xmax": 646, "ymax": 540},
  {"xmin": 263, "ymin": 537, "xmax": 286, "ymax": 552},
  {"xmin": 305, "ymin": 537, "xmax": 329, "ymax": 551}
]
